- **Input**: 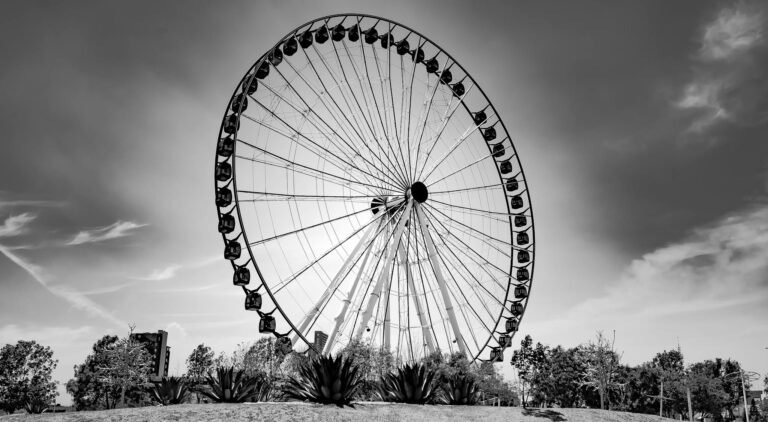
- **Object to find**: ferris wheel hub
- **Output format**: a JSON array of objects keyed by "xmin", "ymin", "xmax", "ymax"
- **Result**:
[{"xmin": 411, "ymin": 181, "xmax": 428, "ymax": 203}]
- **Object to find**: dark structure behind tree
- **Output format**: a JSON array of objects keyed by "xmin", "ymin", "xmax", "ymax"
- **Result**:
[{"xmin": 130, "ymin": 330, "xmax": 169, "ymax": 382}]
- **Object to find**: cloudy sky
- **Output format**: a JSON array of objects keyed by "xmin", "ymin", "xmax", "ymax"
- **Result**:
[{"xmin": 2, "ymin": 0, "xmax": 767, "ymax": 404}]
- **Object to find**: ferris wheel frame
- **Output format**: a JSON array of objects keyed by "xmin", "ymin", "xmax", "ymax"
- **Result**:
[{"xmin": 213, "ymin": 13, "xmax": 536, "ymax": 362}]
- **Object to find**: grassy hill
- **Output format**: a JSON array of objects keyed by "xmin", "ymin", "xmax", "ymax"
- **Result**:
[{"xmin": 3, "ymin": 403, "xmax": 677, "ymax": 422}]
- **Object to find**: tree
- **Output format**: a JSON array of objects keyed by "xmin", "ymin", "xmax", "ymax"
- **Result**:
[
  {"xmin": 510, "ymin": 335, "xmax": 548, "ymax": 407},
  {"xmin": 96, "ymin": 326, "xmax": 153, "ymax": 408},
  {"xmin": 244, "ymin": 338, "xmax": 286, "ymax": 380},
  {"xmin": 580, "ymin": 331, "xmax": 622, "ymax": 410},
  {"xmin": 650, "ymin": 349, "xmax": 686, "ymax": 417},
  {"xmin": 338, "ymin": 339, "xmax": 395, "ymax": 399},
  {"xmin": 533, "ymin": 346, "xmax": 587, "ymax": 408},
  {"xmin": 0, "ymin": 340, "xmax": 58, "ymax": 414},
  {"xmin": 185, "ymin": 344, "xmax": 215, "ymax": 382},
  {"xmin": 66, "ymin": 335, "xmax": 120, "ymax": 410}
]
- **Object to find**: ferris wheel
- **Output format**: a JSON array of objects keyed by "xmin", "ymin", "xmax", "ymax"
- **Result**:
[{"xmin": 214, "ymin": 14, "xmax": 535, "ymax": 363}]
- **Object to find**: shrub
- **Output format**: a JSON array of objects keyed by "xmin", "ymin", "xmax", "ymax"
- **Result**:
[
  {"xmin": 283, "ymin": 354, "xmax": 362, "ymax": 407},
  {"xmin": 378, "ymin": 363, "xmax": 439, "ymax": 404},
  {"xmin": 150, "ymin": 376, "xmax": 190, "ymax": 405},
  {"xmin": 200, "ymin": 366, "xmax": 268, "ymax": 403},
  {"xmin": 441, "ymin": 373, "xmax": 480, "ymax": 405}
]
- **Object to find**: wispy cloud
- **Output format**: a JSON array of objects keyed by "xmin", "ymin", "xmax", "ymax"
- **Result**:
[
  {"xmin": 676, "ymin": 1, "xmax": 768, "ymax": 133},
  {"xmin": 556, "ymin": 201, "xmax": 768, "ymax": 328},
  {"xmin": 0, "ymin": 244, "xmax": 125, "ymax": 328},
  {"xmin": 66, "ymin": 220, "xmax": 147, "ymax": 246},
  {"xmin": 136, "ymin": 264, "xmax": 181, "ymax": 281},
  {"xmin": 0, "ymin": 199, "xmax": 65, "ymax": 210},
  {"xmin": 0, "ymin": 213, "xmax": 36, "ymax": 238}
]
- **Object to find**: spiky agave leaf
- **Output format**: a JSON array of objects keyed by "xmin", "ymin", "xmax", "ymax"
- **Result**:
[
  {"xmin": 199, "ymin": 366, "xmax": 265, "ymax": 403},
  {"xmin": 441, "ymin": 374, "xmax": 480, "ymax": 405},
  {"xmin": 284, "ymin": 354, "xmax": 362, "ymax": 407},
  {"xmin": 377, "ymin": 363, "xmax": 439, "ymax": 404},
  {"xmin": 150, "ymin": 376, "xmax": 191, "ymax": 405}
]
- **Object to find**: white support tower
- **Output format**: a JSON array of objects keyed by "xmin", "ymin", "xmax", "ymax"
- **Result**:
[{"xmin": 415, "ymin": 203, "xmax": 468, "ymax": 355}]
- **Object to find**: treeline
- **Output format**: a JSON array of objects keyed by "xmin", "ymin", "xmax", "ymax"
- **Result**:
[{"xmin": 510, "ymin": 333, "xmax": 768, "ymax": 421}]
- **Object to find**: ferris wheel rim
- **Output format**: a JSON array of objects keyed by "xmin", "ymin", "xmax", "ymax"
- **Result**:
[{"xmin": 213, "ymin": 13, "xmax": 536, "ymax": 362}]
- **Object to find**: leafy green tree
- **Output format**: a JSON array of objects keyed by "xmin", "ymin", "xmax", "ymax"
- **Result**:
[
  {"xmin": 533, "ymin": 346, "xmax": 586, "ymax": 407},
  {"xmin": 66, "ymin": 335, "xmax": 120, "ymax": 410},
  {"xmin": 0, "ymin": 340, "xmax": 58, "ymax": 414},
  {"xmin": 510, "ymin": 335, "xmax": 548, "ymax": 407},
  {"xmin": 96, "ymin": 327, "xmax": 153, "ymax": 408},
  {"xmin": 339, "ymin": 339, "xmax": 395, "ymax": 399},
  {"xmin": 185, "ymin": 343, "xmax": 214, "ymax": 383},
  {"xmin": 650, "ymin": 349, "xmax": 686, "ymax": 417},
  {"xmin": 244, "ymin": 337, "xmax": 286, "ymax": 380},
  {"xmin": 580, "ymin": 331, "xmax": 622, "ymax": 410}
]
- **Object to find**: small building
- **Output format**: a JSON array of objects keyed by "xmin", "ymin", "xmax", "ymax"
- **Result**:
[
  {"xmin": 130, "ymin": 329, "xmax": 170, "ymax": 382},
  {"xmin": 306, "ymin": 331, "xmax": 328, "ymax": 355}
]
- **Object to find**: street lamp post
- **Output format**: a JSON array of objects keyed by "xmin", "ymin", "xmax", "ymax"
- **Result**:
[{"xmin": 723, "ymin": 369, "xmax": 761, "ymax": 422}]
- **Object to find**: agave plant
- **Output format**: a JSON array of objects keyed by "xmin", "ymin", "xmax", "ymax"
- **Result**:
[
  {"xmin": 150, "ymin": 376, "xmax": 191, "ymax": 405},
  {"xmin": 441, "ymin": 373, "xmax": 480, "ymax": 405},
  {"xmin": 377, "ymin": 362, "xmax": 439, "ymax": 404},
  {"xmin": 23, "ymin": 398, "xmax": 50, "ymax": 414},
  {"xmin": 200, "ymin": 366, "xmax": 269, "ymax": 403},
  {"xmin": 283, "ymin": 354, "xmax": 362, "ymax": 407}
]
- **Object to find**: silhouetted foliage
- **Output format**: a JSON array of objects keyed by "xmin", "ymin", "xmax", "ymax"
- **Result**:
[
  {"xmin": 377, "ymin": 362, "xmax": 439, "ymax": 404},
  {"xmin": 150, "ymin": 376, "xmax": 190, "ymax": 405},
  {"xmin": 200, "ymin": 366, "xmax": 269, "ymax": 403},
  {"xmin": 441, "ymin": 373, "xmax": 480, "ymax": 405},
  {"xmin": 0, "ymin": 340, "xmax": 58, "ymax": 414},
  {"xmin": 283, "ymin": 354, "xmax": 362, "ymax": 407}
]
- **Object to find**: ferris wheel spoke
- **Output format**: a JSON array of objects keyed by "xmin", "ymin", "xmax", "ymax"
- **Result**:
[
  {"xmin": 403, "ymin": 36, "xmax": 422, "ymax": 181},
  {"xmin": 246, "ymin": 98, "xmax": 398, "ymax": 191},
  {"xmin": 304, "ymin": 33, "xmax": 410, "ymax": 188},
  {"xmin": 248, "ymin": 205, "xmax": 371, "ymax": 247},
  {"xmin": 371, "ymin": 39, "xmax": 409, "ymax": 184},
  {"xmin": 430, "ymin": 197, "xmax": 529, "ymax": 217},
  {"xmin": 411, "ymin": 59, "xmax": 450, "ymax": 180},
  {"xmin": 429, "ymin": 181, "xmax": 517, "ymax": 195},
  {"xmin": 353, "ymin": 199, "xmax": 412, "ymax": 341},
  {"xmin": 281, "ymin": 51, "xmax": 409, "ymax": 189},
  {"xmin": 292, "ymin": 218, "xmax": 380, "ymax": 345},
  {"xmin": 414, "ymin": 203, "xmax": 468, "ymax": 355},
  {"xmin": 414, "ymin": 79, "xmax": 476, "ymax": 182},
  {"xmin": 420, "ymin": 208, "xmax": 510, "ymax": 278},
  {"xmin": 353, "ymin": 21, "xmax": 412, "ymax": 185},
  {"xmin": 424, "ymin": 204, "xmax": 515, "ymax": 255},
  {"xmin": 236, "ymin": 140, "xmax": 395, "ymax": 194},
  {"xmin": 421, "ymin": 206, "xmax": 506, "ymax": 310},
  {"xmin": 427, "ymin": 227, "xmax": 486, "ymax": 355},
  {"xmin": 303, "ymin": 41, "xmax": 407, "ymax": 190},
  {"xmin": 272, "ymin": 213, "xmax": 383, "ymax": 295},
  {"xmin": 419, "ymin": 114, "xmax": 490, "ymax": 184},
  {"xmin": 257, "ymin": 80, "xmax": 404, "ymax": 191}
]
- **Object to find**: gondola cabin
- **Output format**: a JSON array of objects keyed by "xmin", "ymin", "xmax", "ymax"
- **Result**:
[
  {"xmin": 215, "ymin": 162, "xmax": 232, "ymax": 182},
  {"xmin": 224, "ymin": 240, "xmax": 241, "ymax": 260},
  {"xmin": 505, "ymin": 317, "xmax": 519, "ymax": 332},
  {"xmin": 331, "ymin": 24, "xmax": 346, "ymax": 41},
  {"xmin": 514, "ymin": 285, "xmax": 528, "ymax": 299},
  {"xmin": 364, "ymin": 27, "xmax": 378, "ymax": 44},
  {"xmin": 506, "ymin": 177, "xmax": 518, "ymax": 192},
  {"xmin": 499, "ymin": 334, "xmax": 512, "ymax": 348},
  {"xmin": 255, "ymin": 60, "xmax": 270, "ymax": 79},
  {"xmin": 223, "ymin": 114, "xmax": 239, "ymax": 135},
  {"xmin": 259, "ymin": 315, "xmax": 276, "ymax": 333},
  {"xmin": 482, "ymin": 127, "xmax": 496, "ymax": 142},
  {"xmin": 510, "ymin": 196, "xmax": 524, "ymax": 209},
  {"xmin": 490, "ymin": 347, "xmax": 503, "ymax": 362},
  {"xmin": 282, "ymin": 37, "xmax": 298, "ymax": 56},
  {"xmin": 451, "ymin": 82, "xmax": 465, "ymax": 97},
  {"xmin": 380, "ymin": 32, "xmax": 394, "ymax": 48},
  {"xmin": 439, "ymin": 69, "xmax": 452, "ymax": 84},
  {"xmin": 233, "ymin": 266, "xmax": 250, "ymax": 286},
  {"xmin": 299, "ymin": 30, "xmax": 313, "ymax": 48},
  {"xmin": 314, "ymin": 26, "xmax": 329, "ymax": 43},
  {"xmin": 510, "ymin": 302, "xmax": 524, "ymax": 317},
  {"xmin": 425, "ymin": 57, "xmax": 439, "ymax": 74},
  {"xmin": 218, "ymin": 214, "xmax": 235, "ymax": 234},
  {"xmin": 517, "ymin": 268, "xmax": 529, "ymax": 281},
  {"xmin": 500, "ymin": 161, "xmax": 512, "ymax": 174},
  {"xmin": 517, "ymin": 250, "xmax": 530, "ymax": 264},
  {"xmin": 217, "ymin": 136, "xmax": 235, "ymax": 157},
  {"xmin": 230, "ymin": 93, "xmax": 248, "ymax": 113},
  {"xmin": 268, "ymin": 48, "xmax": 283, "ymax": 66},
  {"xmin": 347, "ymin": 24, "xmax": 360, "ymax": 42},
  {"xmin": 216, "ymin": 188, "xmax": 232, "ymax": 208},
  {"xmin": 395, "ymin": 39, "xmax": 409, "ymax": 55},
  {"xmin": 245, "ymin": 291, "xmax": 261, "ymax": 310},
  {"xmin": 473, "ymin": 110, "xmax": 487, "ymax": 125},
  {"xmin": 493, "ymin": 143, "xmax": 505, "ymax": 158},
  {"xmin": 514, "ymin": 215, "xmax": 527, "ymax": 227},
  {"xmin": 517, "ymin": 232, "xmax": 529, "ymax": 245}
]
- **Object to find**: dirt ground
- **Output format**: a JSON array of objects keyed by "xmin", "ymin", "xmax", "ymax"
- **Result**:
[{"xmin": 1, "ymin": 403, "xmax": 677, "ymax": 422}]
